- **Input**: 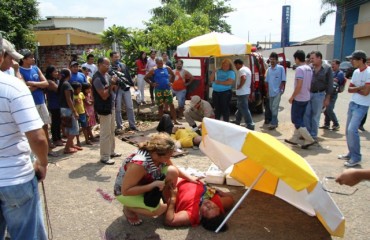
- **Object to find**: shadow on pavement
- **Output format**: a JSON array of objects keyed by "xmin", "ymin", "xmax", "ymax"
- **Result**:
[{"xmin": 69, "ymin": 162, "xmax": 111, "ymax": 182}]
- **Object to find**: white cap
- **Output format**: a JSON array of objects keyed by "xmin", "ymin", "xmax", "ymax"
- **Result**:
[{"xmin": 2, "ymin": 38, "xmax": 23, "ymax": 60}]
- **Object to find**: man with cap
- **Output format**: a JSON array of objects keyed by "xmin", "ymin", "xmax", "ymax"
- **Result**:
[
  {"xmin": 184, "ymin": 95, "xmax": 214, "ymax": 132},
  {"xmin": 0, "ymin": 34, "xmax": 49, "ymax": 240},
  {"xmin": 70, "ymin": 61, "xmax": 87, "ymax": 84},
  {"xmin": 0, "ymin": 38, "xmax": 23, "ymax": 79},
  {"xmin": 338, "ymin": 50, "xmax": 370, "ymax": 167}
]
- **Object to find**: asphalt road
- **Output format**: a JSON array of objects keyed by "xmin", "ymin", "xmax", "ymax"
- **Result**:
[{"xmin": 43, "ymin": 68, "xmax": 370, "ymax": 240}]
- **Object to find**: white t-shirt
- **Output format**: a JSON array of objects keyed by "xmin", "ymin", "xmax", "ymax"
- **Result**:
[
  {"xmin": 236, "ymin": 66, "xmax": 252, "ymax": 95},
  {"xmin": 0, "ymin": 72, "xmax": 44, "ymax": 187},
  {"xmin": 82, "ymin": 63, "xmax": 98, "ymax": 77},
  {"xmin": 351, "ymin": 66, "xmax": 370, "ymax": 107}
]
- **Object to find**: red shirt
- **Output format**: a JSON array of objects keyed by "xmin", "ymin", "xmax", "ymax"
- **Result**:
[{"xmin": 136, "ymin": 59, "xmax": 146, "ymax": 75}]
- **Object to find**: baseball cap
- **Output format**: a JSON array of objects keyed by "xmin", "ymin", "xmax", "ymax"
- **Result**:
[
  {"xmin": 19, "ymin": 49, "xmax": 33, "ymax": 59},
  {"xmin": 351, "ymin": 50, "xmax": 367, "ymax": 61},
  {"xmin": 2, "ymin": 38, "xmax": 23, "ymax": 60},
  {"xmin": 70, "ymin": 61, "xmax": 79, "ymax": 67},
  {"xmin": 190, "ymin": 95, "xmax": 201, "ymax": 108}
]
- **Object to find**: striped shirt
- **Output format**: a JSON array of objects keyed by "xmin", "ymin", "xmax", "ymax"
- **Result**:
[{"xmin": 0, "ymin": 71, "xmax": 44, "ymax": 187}]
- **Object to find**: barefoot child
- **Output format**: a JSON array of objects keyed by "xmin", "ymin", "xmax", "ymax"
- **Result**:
[
  {"xmin": 71, "ymin": 82, "xmax": 91, "ymax": 146},
  {"xmin": 82, "ymin": 83, "xmax": 98, "ymax": 142}
]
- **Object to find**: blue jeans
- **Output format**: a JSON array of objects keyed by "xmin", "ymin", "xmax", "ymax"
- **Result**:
[
  {"xmin": 345, "ymin": 102, "xmax": 369, "ymax": 162},
  {"xmin": 212, "ymin": 90, "xmax": 232, "ymax": 122},
  {"xmin": 235, "ymin": 94, "xmax": 255, "ymax": 129},
  {"xmin": 304, "ymin": 92, "xmax": 326, "ymax": 138},
  {"xmin": 269, "ymin": 93, "xmax": 282, "ymax": 126},
  {"xmin": 324, "ymin": 93, "xmax": 339, "ymax": 126},
  {"xmin": 172, "ymin": 89, "xmax": 186, "ymax": 108},
  {"xmin": 0, "ymin": 177, "xmax": 47, "ymax": 240},
  {"xmin": 115, "ymin": 88, "xmax": 136, "ymax": 129},
  {"xmin": 291, "ymin": 100, "xmax": 308, "ymax": 129}
]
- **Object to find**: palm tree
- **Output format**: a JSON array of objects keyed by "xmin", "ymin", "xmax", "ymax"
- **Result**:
[
  {"xmin": 320, "ymin": 0, "xmax": 347, "ymax": 60},
  {"xmin": 101, "ymin": 25, "xmax": 130, "ymax": 55}
]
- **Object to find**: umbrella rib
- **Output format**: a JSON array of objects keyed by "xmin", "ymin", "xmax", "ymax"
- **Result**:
[{"xmin": 215, "ymin": 168, "xmax": 267, "ymax": 233}]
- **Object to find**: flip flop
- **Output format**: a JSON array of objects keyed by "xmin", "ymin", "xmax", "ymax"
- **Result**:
[
  {"xmin": 64, "ymin": 148, "xmax": 78, "ymax": 154},
  {"xmin": 73, "ymin": 146, "xmax": 83, "ymax": 151},
  {"xmin": 123, "ymin": 208, "xmax": 142, "ymax": 226},
  {"xmin": 48, "ymin": 151, "xmax": 59, "ymax": 157}
]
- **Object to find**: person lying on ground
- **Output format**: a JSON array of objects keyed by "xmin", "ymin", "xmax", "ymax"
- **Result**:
[
  {"xmin": 336, "ymin": 168, "xmax": 370, "ymax": 186},
  {"xmin": 113, "ymin": 132, "xmax": 198, "ymax": 226},
  {"xmin": 157, "ymin": 114, "xmax": 202, "ymax": 148},
  {"xmin": 165, "ymin": 178, "xmax": 234, "ymax": 232}
]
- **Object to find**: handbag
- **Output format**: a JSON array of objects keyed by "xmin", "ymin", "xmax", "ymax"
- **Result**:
[{"xmin": 61, "ymin": 116, "xmax": 72, "ymax": 128}]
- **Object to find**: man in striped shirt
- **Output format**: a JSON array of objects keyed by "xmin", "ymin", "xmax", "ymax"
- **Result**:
[{"xmin": 0, "ymin": 35, "xmax": 49, "ymax": 239}]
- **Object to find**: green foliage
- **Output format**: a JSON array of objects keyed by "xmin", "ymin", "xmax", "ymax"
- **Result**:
[
  {"xmin": 100, "ymin": 27, "xmax": 150, "ymax": 73},
  {"xmin": 0, "ymin": 0, "xmax": 39, "ymax": 49},
  {"xmin": 78, "ymin": 48, "xmax": 112, "ymax": 65},
  {"xmin": 155, "ymin": 0, "xmax": 234, "ymax": 33}
]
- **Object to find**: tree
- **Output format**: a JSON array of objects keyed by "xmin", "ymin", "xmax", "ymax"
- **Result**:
[
  {"xmin": 101, "ymin": 25, "xmax": 130, "ymax": 55},
  {"xmin": 0, "ymin": 0, "xmax": 39, "ymax": 49},
  {"xmin": 155, "ymin": 0, "xmax": 234, "ymax": 33},
  {"xmin": 319, "ymin": 0, "xmax": 347, "ymax": 60},
  {"xmin": 146, "ymin": 4, "xmax": 210, "ymax": 51}
]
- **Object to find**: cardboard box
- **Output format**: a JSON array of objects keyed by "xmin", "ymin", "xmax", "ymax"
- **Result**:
[
  {"xmin": 205, "ymin": 164, "xmax": 225, "ymax": 185},
  {"xmin": 225, "ymin": 166, "xmax": 244, "ymax": 187}
]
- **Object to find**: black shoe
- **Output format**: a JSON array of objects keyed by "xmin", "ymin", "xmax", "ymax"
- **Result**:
[
  {"xmin": 331, "ymin": 125, "xmax": 340, "ymax": 131},
  {"xmin": 319, "ymin": 125, "xmax": 329, "ymax": 130},
  {"xmin": 110, "ymin": 153, "xmax": 122, "ymax": 158},
  {"xmin": 359, "ymin": 126, "xmax": 366, "ymax": 131},
  {"xmin": 129, "ymin": 126, "xmax": 139, "ymax": 131},
  {"xmin": 230, "ymin": 120, "xmax": 240, "ymax": 125}
]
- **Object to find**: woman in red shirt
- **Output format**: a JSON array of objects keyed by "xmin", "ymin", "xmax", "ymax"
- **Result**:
[
  {"xmin": 165, "ymin": 179, "xmax": 234, "ymax": 231},
  {"xmin": 135, "ymin": 51, "xmax": 147, "ymax": 104}
]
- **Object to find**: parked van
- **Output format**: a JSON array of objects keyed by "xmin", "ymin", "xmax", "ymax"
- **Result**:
[{"xmin": 177, "ymin": 52, "xmax": 267, "ymax": 113}]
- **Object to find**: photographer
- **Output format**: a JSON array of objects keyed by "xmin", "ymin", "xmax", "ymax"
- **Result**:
[
  {"xmin": 109, "ymin": 51, "xmax": 138, "ymax": 133},
  {"xmin": 92, "ymin": 57, "xmax": 121, "ymax": 165}
]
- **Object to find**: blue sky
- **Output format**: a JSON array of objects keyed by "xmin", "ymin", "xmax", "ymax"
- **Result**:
[{"xmin": 37, "ymin": 0, "xmax": 336, "ymax": 44}]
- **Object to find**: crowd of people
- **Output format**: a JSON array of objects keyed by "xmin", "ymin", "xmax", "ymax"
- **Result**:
[{"xmin": 1, "ymin": 31, "xmax": 370, "ymax": 239}]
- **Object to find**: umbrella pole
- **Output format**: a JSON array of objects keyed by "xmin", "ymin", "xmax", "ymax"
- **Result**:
[{"xmin": 215, "ymin": 168, "xmax": 267, "ymax": 233}]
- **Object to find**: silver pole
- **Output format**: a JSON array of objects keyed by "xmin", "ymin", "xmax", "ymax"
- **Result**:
[{"xmin": 215, "ymin": 168, "xmax": 267, "ymax": 233}]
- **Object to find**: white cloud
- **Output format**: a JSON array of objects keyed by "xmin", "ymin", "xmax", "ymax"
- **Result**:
[{"xmin": 37, "ymin": 0, "xmax": 335, "ymax": 44}]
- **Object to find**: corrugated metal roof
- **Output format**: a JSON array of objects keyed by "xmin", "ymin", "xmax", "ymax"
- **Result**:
[{"xmin": 292, "ymin": 35, "xmax": 334, "ymax": 46}]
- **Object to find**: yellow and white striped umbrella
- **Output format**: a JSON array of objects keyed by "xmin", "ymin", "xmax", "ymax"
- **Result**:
[
  {"xmin": 176, "ymin": 32, "xmax": 252, "ymax": 57},
  {"xmin": 200, "ymin": 118, "xmax": 345, "ymax": 237}
]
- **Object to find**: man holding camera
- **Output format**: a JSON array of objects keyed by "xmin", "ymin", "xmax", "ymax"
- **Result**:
[
  {"xmin": 93, "ymin": 57, "xmax": 122, "ymax": 165},
  {"xmin": 109, "ymin": 51, "xmax": 138, "ymax": 133}
]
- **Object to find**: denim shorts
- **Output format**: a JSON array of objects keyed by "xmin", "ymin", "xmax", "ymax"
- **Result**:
[
  {"xmin": 60, "ymin": 108, "xmax": 79, "ymax": 136},
  {"xmin": 0, "ymin": 177, "xmax": 47, "ymax": 240},
  {"xmin": 78, "ymin": 113, "xmax": 88, "ymax": 128}
]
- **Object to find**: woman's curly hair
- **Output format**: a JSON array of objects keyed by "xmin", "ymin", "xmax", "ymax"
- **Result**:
[{"xmin": 138, "ymin": 132, "xmax": 176, "ymax": 154}]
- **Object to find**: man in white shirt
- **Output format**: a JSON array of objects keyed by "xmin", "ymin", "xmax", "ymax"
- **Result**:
[
  {"xmin": 0, "ymin": 35, "xmax": 49, "ymax": 240},
  {"xmin": 338, "ymin": 50, "xmax": 370, "ymax": 167},
  {"xmin": 233, "ymin": 59, "xmax": 255, "ymax": 130},
  {"xmin": 81, "ymin": 53, "xmax": 97, "ymax": 77}
]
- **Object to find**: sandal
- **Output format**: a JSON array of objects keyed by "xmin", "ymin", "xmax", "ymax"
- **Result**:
[
  {"xmin": 173, "ymin": 121, "xmax": 182, "ymax": 125},
  {"xmin": 48, "ymin": 151, "xmax": 59, "ymax": 157},
  {"xmin": 123, "ymin": 207, "xmax": 142, "ymax": 226},
  {"xmin": 73, "ymin": 145, "xmax": 83, "ymax": 151},
  {"xmin": 85, "ymin": 140, "xmax": 93, "ymax": 145},
  {"xmin": 64, "ymin": 148, "xmax": 78, "ymax": 154},
  {"xmin": 54, "ymin": 141, "xmax": 64, "ymax": 147}
]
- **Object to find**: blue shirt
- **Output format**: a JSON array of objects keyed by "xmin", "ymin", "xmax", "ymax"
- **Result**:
[
  {"xmin": 70, "ymin": 72, "xmax": 87, "ymax": 84},
  {"xmin": 154, "ymin": 67, "xmax": 171, "ymax": 90},
  {"xmin": 333, "ymin": 70, "xmax": 345, "ymax": 93},
  {"xmin": 266, "ymin": 64, "xmax": 286, "ymax": 97},
  {"xmin": 19, "ymin": 65, "xmax": 45, "ymax": 105},
  {"xmin": 212, "ymin": 70, "xmax": 235, "ymax": 92}
]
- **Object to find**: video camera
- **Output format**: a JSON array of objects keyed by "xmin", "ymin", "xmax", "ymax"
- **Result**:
[{"xmin": 107, "ymin": 69, "xmax": 133, "ymax": 90}]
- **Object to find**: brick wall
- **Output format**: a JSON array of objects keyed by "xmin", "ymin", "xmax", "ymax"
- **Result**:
[{"xmin": 37, "ymin": 44, "xmax": 102, "ymax": 72}]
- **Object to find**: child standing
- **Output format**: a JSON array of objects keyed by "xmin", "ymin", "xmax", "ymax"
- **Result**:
[
  {"xmin": 71, "ymin": 82, "xmax": 91, "ymax": 146},
  {"xmin": 82, "ymin": 83, "xmax": 98, "ymax": 142}
]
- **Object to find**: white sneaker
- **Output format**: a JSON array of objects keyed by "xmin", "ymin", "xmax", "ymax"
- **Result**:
[
  {"xmin": 344, "ymin": 160, "xmax": 361, "ymax": 167},
  {"xmin": 338, "ymin": 154, "xmax": 350, "ymax": 160}
]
